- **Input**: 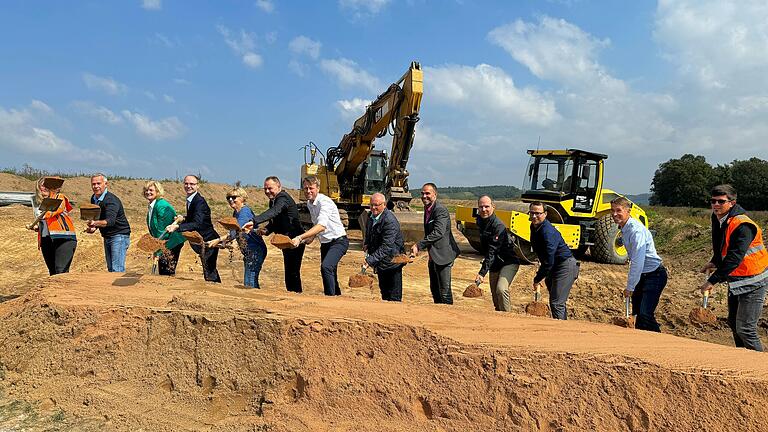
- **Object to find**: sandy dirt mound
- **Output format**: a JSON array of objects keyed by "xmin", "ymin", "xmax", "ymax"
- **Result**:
[
  {"xmin": 462, "ymin": 283, "xmax": 482, "ymax": 298},
  {"xmin": 689, "ymin": 307, "xmax": 718, "ymax": 326},
  {"xmin": 2, "ymin": 273, "xmax": 768, "ymax": 431},
  {"xmin": 525, "ymin": 301, "xmax": 550, "ymax": 317}
]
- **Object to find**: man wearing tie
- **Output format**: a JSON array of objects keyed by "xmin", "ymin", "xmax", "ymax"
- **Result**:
[
  {"xmin": 410, "ymin": 183, "xmax": 461, "ymax": 304},
  {"xmin": 167, "ymin": 175, "xmax": 221, "ymax": 283}
]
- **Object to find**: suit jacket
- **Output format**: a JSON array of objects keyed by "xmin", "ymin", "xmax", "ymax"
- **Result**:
[
  {"xmin": 364, "ymin": 209, "xmax": 405, "ymax": 271},
  {"xmin": 147, "ymin": 198, "xmax": 185, "ymax": 250},
  {"xmin": 417, "ymin": 200, "xmax": 461, "ymax": 265},
  {"xmin": 252, "ymin": 190, "xmax": 304, "ymax": 237},
  {"xmin": 178, "ymin": 193, "xmax": 219, "ymax": 241}
]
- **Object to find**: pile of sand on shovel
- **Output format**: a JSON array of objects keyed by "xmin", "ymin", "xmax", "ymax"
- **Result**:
[
  {"xmin": 525, "ymin": 301, "xmax": 550, "ymax": 317},
  {"xmin": 217, "ymin": 217, "xmax": 240, "ymax": 231},
  {"xmin": 390, "ymin": 254, "xmax": 413, "ymax": 264},
  {"xmin": 611, "ymin": 316, "xmax": 636, "ymax": 328},
  {"xmin": 136, "ymin": 234, "xmax": 166, "ymax": 253},
  {"xmin": 462, "ymin": 283, "xmax": 482, "ymax": 298},
  {"xmin": 349, "ymin": 273, "xmax": 375, "ymax": 289},
  {"xmin": 270, "ymin": 234, "xmax": 294, "ymax": 249},
  {"xmin": 689, "ymin": 307, "xmax": 717, "ymax": 326},
  {"xmin": 181, "ymin": 231, "xmax": 205, "ymax": 245}
]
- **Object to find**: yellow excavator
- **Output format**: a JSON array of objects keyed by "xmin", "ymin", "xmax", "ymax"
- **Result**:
[
  {"xmin": 298, "ymin": 61, "xmax": 424, "ymax": 242},
  {"xmin": 456, "ymin": 149, "xmax": 648, "ymax": 264}
]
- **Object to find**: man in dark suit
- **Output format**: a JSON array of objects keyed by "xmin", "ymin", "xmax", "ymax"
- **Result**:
[
  {"xmin": 410, "ymin": 183, "xmax": 461, "ymax": 304},
  {"xmin": 243, "ymin": 176, "xmax": 305, "ymax": 293},
  {"xmin": 363, "ymin": 193, "xmax": 406, "ymax": 301},
  {"xmin": 167, "ymin": 175, "xmax": 221, "ymax": 283}
]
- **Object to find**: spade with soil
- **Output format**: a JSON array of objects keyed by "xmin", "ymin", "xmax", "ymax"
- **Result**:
[
  {"xmin": 689, "ymin": 289, "xmax": 717, "ymax": 326},
  {"xmin": 525, "ymin": 285, "xmax": 550, "ymax": 317},
  {"xmin": 26, "ymin": 197, "xmax": 63, "ymax": 230},
  {"xmin": 612, "ymin": 297, "xmax": 635, "ymax": 328},
  {"xmin": 79, "ymin": 203, "xmax": 101, "ymax": 221},
  {"xmin": 270, "ymin": 234, "xmax": 295, "ymax": 250},
  {"xmin": 349, "ymin": 263, "xmax": 375, "ymax": 289},
  {"xmin": 463, "ymin": 281, "xmax": 482, "ymax": 298}
]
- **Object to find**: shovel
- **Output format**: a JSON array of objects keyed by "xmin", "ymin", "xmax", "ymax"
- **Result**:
[
  {"xmin": 525, "ymin": 285, "xmax": 550, "ymax": 317},
  {"xmin": 349, "ymin": 257, "xmax": 375, "ymax": 288},
  {"xmin": 42, "ymin": 176, "xmax": 65, "ymax": 190},
  {"xmin": 612, "ymin": 296, "xmax": 635, "ymax": 328},
  {"xmin": 690, "ymin": 288, "xmax": 717, "ymax": 326},
  {"xmin": 26, "ymin": 197, "xmax": 63, "ymax": 230}
]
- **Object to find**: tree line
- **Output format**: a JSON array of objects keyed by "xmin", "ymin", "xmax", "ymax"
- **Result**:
[
  {"xmin": 650, "ymin": 155, "xmax": 768, "ymax": 210},
  {"xmin": 411, "ymin": 185, "xmax": 522, "ymax": 200}
]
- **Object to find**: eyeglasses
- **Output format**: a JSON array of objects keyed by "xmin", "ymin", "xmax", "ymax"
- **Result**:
[
  {"xmin": 183, "ymin": 182, "xmax": 198, "ymax": 186},
  {"xmin": 528, "ymin": 211, "xmax": 545, "ymax": 216},
  {"xmin": 710, "ymin": 198, "xmax": 732, "ymax": 205},
  {"xmin": 226, "ymin": 196, "xmax": 238, "ymax": 202}
]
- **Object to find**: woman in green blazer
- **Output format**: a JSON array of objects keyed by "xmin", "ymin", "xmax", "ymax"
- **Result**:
[{"xmin": 143, "ymin": 181, "xmax": 185, "ymax": 275}]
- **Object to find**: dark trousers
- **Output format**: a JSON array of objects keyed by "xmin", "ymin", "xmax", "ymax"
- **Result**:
[
  {"xmin": 158, "ymin": 243, "xmax": 183, "ymax": 276},
  {"xmin": 282, "ymin": 244, "xmax": 305, "ymax": 293},
  {"xmin": 378, "ymin": 266, "xmax": 403, "ymax": 301},
  {"xmin": 428, "ymin": 260, "xmax": 453, "ymax": 304},
  {"xmin": 320, "ymin": 236, "xmax": 348, "ymax": 296},
  {"xmin": 631, "ymin": 265, "xmax": 667, "ymax": 332},
  {"xmin": 40, "ymin": 237, "xmax": 77, "ymax": 275},
  {"xmin": 727, "ymin": 281, "xmax": 768, "ymax": 351},
  {"xmin": 545, "ymin": 256, "xmax": 579, "ymax": 320},
  {"xmin": 190, "ymin": 244, "xmax": 221, "ymax": 283}
]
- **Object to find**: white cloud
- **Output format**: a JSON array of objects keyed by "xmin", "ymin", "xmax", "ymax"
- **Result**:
[
  {"xmin": 174, "ymin": 78, "xmax": 191, "ymax": 85},
  {"xmin": 217, "ymin": 25, "xmax": 264, "ymax": 69},
  {"xmin": 339, "ymin": 0, "xmax": 391, "ymax": 17},
  {"xmin": 30, "ymin": 100, "xmax": 53, "ymax": 113},
  {"xmin": 163, "ymin": 94, "xmax": 176, "ymax": 103},
  {"xmin": 72, "ymin": 101, "xmax": 123, "ymax": 125},
  {"xmin": 336, "ymin": 98, "xmax": 370, "ymax": 120},
  {"xmin": 289, "ymin": 36, "xmax": 322, "ymax": 59},
  {"xmin": 427, "ymin": 64, "xmax": 559, "ymax": 126},
  {"xmin": 320, "ymin": 58, "xmax": 381, "ymax": 93},
  {"xmin": 288, "ymin": 59, "xmax": 309, "ymax": 77},
  {"xmin": 144, "ymin": 91, "xmax": 157, "ymax": 100},
  {"xmin": 0, "ymin": 104, "xmax": 124, "ymax": 165},
  {"xmin": 488, "ymin": 16, "xmax": 623, "ymax": 92},
  {"xmin": 151, "ymin": 32, "xmax": 175, "ymax": 48},
  {"xmin": 142, "ymin": 0, "xmax": 161, "ymax": 10},
  {"xmin": 121, "ymin": 110, "xmax": 186, "ymax": 140},
  {"xmin": 255, "ymin": 0, "xmax": 274, "ymax": 13},
  {"xmin": 82, "ymin": 73, "xmax": 128, "ymax": 96}
]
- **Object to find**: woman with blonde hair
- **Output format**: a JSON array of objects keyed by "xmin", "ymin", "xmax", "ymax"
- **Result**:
[
  {"xmin": 33, "ymin": 177, "xmax": 77, "ymax": 275},
  {"xmin": 211, "ymin": 186, "xmax": 267, "ymax": 287},
  {"xmin": 143, "ymin": 181, "xmax": 185, "ymax": 275}
]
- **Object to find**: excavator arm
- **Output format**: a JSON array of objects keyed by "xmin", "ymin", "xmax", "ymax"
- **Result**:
[{"xmin": 326, "ymin": 61, "xmax": 423, "ymax": 206}]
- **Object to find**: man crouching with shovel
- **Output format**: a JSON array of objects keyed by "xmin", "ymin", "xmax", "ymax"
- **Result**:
[{"xmin": 611, "ymin": 196, "xmax": 667, "ymax": 332}]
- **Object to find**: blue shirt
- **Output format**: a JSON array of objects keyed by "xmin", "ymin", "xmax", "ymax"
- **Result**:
[
  {"xmin": 232, "ymin": 206, "xmax": 266, "ymax": 251},
  {"xmin": 620, "ymin": 217, "xmax": 662, "ymax": 291}
]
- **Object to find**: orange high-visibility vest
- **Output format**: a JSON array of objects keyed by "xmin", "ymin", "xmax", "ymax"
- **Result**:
[
  {"xmin": 37, "ymin": 193, "xmax": 77, "ymax": 247},
  {"xmin": 722, "ymin": 214, "xmax": 768, "ymax": 277}
]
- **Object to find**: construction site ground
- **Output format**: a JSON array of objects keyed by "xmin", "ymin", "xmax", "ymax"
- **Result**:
[{"xmin": 1, "ymin": 173, "xmax": 767, "ymax": 431}]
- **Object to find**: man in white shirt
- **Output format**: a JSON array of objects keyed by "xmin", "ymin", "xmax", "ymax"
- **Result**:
[{"xmin": 291, "ymin": 175, "xmax": 349, "ymax": 296}]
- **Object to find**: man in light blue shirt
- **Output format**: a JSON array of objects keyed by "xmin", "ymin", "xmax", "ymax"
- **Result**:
[{"xmin": 611, "ymin": 196, "xmax": 667, "ymax": 332}]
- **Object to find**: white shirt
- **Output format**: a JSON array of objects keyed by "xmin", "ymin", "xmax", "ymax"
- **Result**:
[
  {"xmin": 147, "ymin": 199, "xmax": 157, "ymax": 225},
  {"xmin": 186, "ymin": 192, "xmax": 198, "ymax": 210},
  {"xmin": 307, "ymin": 193, "xmax": 346, "ymax": 243}
]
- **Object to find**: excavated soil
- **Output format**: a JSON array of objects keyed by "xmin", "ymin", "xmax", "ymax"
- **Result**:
[
  {"xmin": 349, "ymin": 273, "xmax": 376, "ymax": 289},
  {"xmin": 612, "ymin": 316, "xmax": 636, "ymax": 328},
  {"xmin": 181, "ymin": 231, "xmax": 205, "ymax": 245},
  {"xmin": 690, "ymin": 307, "xmax": 718, "ymax": 326},
  {"xmin": 270, "ymin": 234, "xmax": 294, "ymax": 249},
  {"xmin": 390, "ymin": 254, "xmax": 412, "ymax": 265},
  {"xmin": 3, "ymin": 274, "xmax": 768, "ymax": 431},
  {"xmin": 462, "ymin": 283, "xmax": 482, "ymax": 298},
  {"xmin": 136, "ymin": 234, "xmax": 167, "ymax": 253},
  {"xmin": 525, "ymin": 301, "xmax": 550, "ymax": 317},
  {"xmin": 217, "ymin": 217, "xmax": 240, "ymax": 231}
]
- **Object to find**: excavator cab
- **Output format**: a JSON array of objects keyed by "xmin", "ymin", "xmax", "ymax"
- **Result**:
[{"xmin": 362, "ymin": 151, "xmax": 387, "ymax": 196}]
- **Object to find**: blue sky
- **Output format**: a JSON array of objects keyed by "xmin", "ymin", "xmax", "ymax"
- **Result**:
[{"xmin": 2, "ymin": 0, "xmax": 767, "ymax": 194}]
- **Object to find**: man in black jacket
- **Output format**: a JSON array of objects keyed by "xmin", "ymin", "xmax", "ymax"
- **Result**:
[
  {"xmin": 86, "ymin": 173, "xmax": 131, "ymax": 272},
  {"xmin": 243, "ymin": 176, "xmax": 305, "ymax": 293},
  {"xmin": 167, "ymin": 175, "xmax": 221, "ymax": 283},
  {"xmin": 363, "ymin": 193, "xmax": 406, "ymax": 301},
  {"xmin": 473, "ymin": 195, "xmax": 521, "ymax": 311},
  {"xmin": 700, "ymin": 184, "xmax": 768, "ymax": 351},
  {"xmin": 411, "ymin": 183, "xmax": 461, "ymax": 304}
]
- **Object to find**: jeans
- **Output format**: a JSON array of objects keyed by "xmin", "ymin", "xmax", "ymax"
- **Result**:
[
  {"xmin": 243, "ymin": 242, "xmax": 267, "ymax": 288},
  {"xmin": 545, "ymin": 257, "xmax": 579, "ymax": 320},
  {"xmin": 631, "ymin": 265, "xmax": 668, "ymax": 332},
  {"xmin": 428, "ymin": 260, "xmax": 454, "ymax": 304},
  {"xmin": 320, "ymin": 236, "xmax": 349, "ymax": 296},
  {"xmin": 378, "ymin": 266, "xmax": 403, "ymax": 302},
  {"xmin": 727, "ymin": 281, "xmax": 768, "ymax": 351},
  {"xmin": 489, "ymin": 263, "xmax": 519, "ymax": 312},
  {"xmin": 104, "ymin": 234, "xmax": 130, "ymax": 272},
  {"xmin": 40, "ymin": 237, "xmax": 77, "ymax": 275}
]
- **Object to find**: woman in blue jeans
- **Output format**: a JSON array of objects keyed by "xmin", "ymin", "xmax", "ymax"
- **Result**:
[{"xmin": 217, "ymin": 187, "xmax": 267, "ymax": 288}]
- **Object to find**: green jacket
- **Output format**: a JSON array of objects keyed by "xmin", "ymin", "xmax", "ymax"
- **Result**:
[{"xmin": 147, "ymin": 198, "xmax": 185, "ymax": 251}]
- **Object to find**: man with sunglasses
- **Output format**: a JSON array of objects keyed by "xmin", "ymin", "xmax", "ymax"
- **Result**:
[
  {"xmin": 700, "ymin": 184, "xmax": 768, "ymax": 351},
  {"xmin": 528, "ymin": 201, "xmax": 579, "ymax": 319},
  {"xmin": 166, "ymin": 175, "xmax": 221, "ymax": 283}
]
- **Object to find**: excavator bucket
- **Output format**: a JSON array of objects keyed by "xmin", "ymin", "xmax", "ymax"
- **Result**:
[{"xmin": 358, "ymin": 210, "xmax": 425, "ymax": 245}]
